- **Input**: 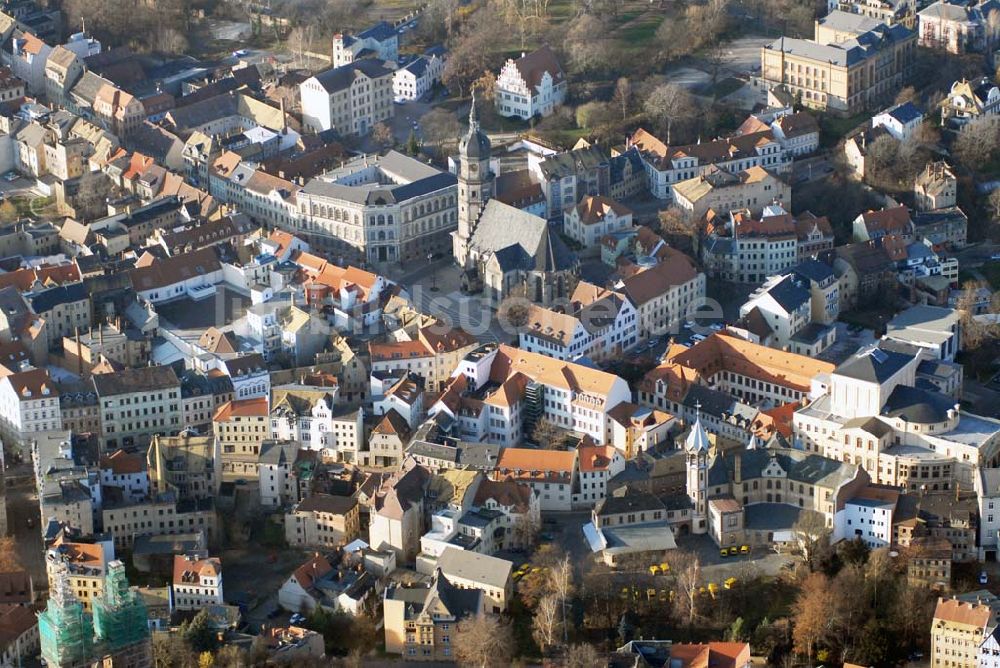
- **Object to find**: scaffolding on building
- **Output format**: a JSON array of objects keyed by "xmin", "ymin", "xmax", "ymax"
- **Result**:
[
  {"xmin": 93, "ymin": 560, "xmax": 150, "ymax": 651},
  {"xmin": 38, "ymin": 562, "xmax": 95, "ymax": 668}
]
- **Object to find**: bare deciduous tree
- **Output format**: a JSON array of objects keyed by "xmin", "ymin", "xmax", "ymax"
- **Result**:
[
  {"xmin": 670, "ymin": 550, "xmax": 701, "ymax": 627},
  {"xmin": 564, "ymin": 14, "xmax": 612, "ymax": 74},
  {"xmin": 643, "ymin": 83, "xmax": 696, "ymax": 145},
  {"xmin": 612, "ymin": 77, "xmax": 632, "ymax": 120},
  {"xmin": 954, "ymin": 117, "xmax": 1000, "ymax": 169},
  {"xmin": 793, "ymin": 508, "xmax": 830, "ymax": 569},
  {"xmin": 533, "ymin": 593, "xmax": 562, "ymax": 652},
  {"xmin": 371, "ymin": 122, "xmax": 395, "ymax": 149},
  {"xmin": 565, "ymin": 642, "xmax": 603, "ymax": 668},
  {"xmin": 453, "ymin": 615, "xmax": 514, "ymax": 668}
]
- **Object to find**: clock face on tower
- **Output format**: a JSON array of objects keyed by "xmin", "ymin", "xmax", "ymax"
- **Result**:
[{"xmin": 470, "ymin": 164, "xmax": 478, "ymax": 174}]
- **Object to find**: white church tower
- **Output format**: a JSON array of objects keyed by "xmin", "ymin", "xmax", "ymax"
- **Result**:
[{"xmin": 685, "ymin": 406, "xmax": 710, "ymax": 534}]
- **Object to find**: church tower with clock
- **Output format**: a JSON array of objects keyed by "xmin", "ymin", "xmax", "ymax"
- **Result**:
[{"xmin": 452, "ymin": 92, "xmax": 494, "ymax": 268}]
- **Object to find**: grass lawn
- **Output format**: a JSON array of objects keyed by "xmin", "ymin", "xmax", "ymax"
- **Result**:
[
  {"xmin": 819, "ymin": 112, "xmax": 869, "ymax": 148},
  {"xmin": 533, "ymin": 126, "xmax": 591, "ymax": 148},
  {"xmin": 617, "ymin": 13, "xmax": 666, "ymax": 48}
]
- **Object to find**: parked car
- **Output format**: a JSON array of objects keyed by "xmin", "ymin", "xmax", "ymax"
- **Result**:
[
  {"xmin": 691, "ymin": 333, "xmax": 707, "ymax": 343},
  {"xmin": 3, "ymin": 171, "xmax": 17, "ymax": 182},
  {"xmin": 991, "ymin": 252, "xmax": 1000, "ymax": 261},
  {"xmin": 980, "ymin": 571, "xmax": 989, "ymax": 585}
]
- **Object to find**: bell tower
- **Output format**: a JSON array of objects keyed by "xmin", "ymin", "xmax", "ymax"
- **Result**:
[
  {"xmin": 452, "ymin": 91, "xmax": 494, "ymax": 268},
  {"xmin": 685, "ymin": 403, "xmax": 710, "ymax": 534}
]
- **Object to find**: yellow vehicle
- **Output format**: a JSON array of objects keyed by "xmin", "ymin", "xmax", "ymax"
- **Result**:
[
  {"xmin": 659, "ymin": 562, "xmax": 670, "ymax": 572},
  {"xmin": 719, "ymin": 547, "xmax": 729, "ymax": 557},
  {"xmin": 698, "ymin": 586, "xmax": 707, "ymax": 595},
  {"xmin": 724, "ymin": 577, "xmax": 738, "ymax": 589},
  {"xmin": 740, "ymin": 545, "xmax": 750, "ymax": 555},
  {"xmin": 708, "ymin": 583, "xmax": 719, "ymax": 598},
  {"xmin": 649, "ymin": 565, "xmax": 660, "ymax": 576}
]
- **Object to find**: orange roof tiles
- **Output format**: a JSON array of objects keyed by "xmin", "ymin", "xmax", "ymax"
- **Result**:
[
  {"xmin": 496, "ymin": 447, "xmax": 576, "ymax": 476},
  {"xmin": 213, "ymin": 396, "xmax": 269, "ymax": 422},
  {"xmin": 934, "ymin": 597, "xmax": 994, "ymax": 628},
  {"xmin": 670, "ymin": 642, "xmax": 751, "ymax": 668},
  {"xmin": 292, "ymin": 553, "xmax": 333, "ymax": 590},
  {"xmin": 573, "ymin": 195, "xmax": 632, "ymax": 225},
  {"xmin": 577, "ymin": 443, "xmax": 618, "ymax": 473},
  {"xmin": 667, "ymin": 332, "xmax": 833, "ymax": 393},
  {"xmin": 173, "ymin": 555, "xmax": 221, "ymax": 585},
  {"xmin": 4, "ymin": 368, "xmax": 55, "ymax": 401},
  {"xmin": 100, "ymin": 449, "xmax": 146, "ymax": 475}
]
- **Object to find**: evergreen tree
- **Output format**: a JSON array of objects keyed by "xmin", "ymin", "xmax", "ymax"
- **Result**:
[
  {"xmin": 184, "ymin": 610, "xmax": 219, "ymax": 653},
  {"xmin": 406, "ymin": 130, "xmax": 420, "ymax": 156}
]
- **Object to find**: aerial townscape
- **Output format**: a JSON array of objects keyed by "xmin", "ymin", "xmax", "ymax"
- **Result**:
[{"xmin": 2, "ymin": 0, "xmax": 1000, "ymax": 666}]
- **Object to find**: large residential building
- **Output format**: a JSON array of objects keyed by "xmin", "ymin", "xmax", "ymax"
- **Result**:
[
  {"xmin": 0, "ymin": 367, "xmax": 61, "ymax": 449},
  {"xmin": 384, "ymin": 570, "xmax": 482, "ymax": 661},
  {"xmin": 702, "ymin": 204, "xmax": 832, "ymax": 284},
  {"xmin": 915, "ymin": 162, "xmax": 957, "ymax": 211},
  {"xmin": 93, "ymin": 365, "xmax": 181, "ymax": 451},
  {"xmin": 213, "ymin": 397, "xmax": 271, "ymax": 482},
  {"xmin": 369, "ymin": 325, "xmax": 478, "ymax": 393},
  {"xmin": 919, "ymin": 0, "xmax": 1000, "ymax": 53},
  {"xmin": 628, "ymin": 128, "xmax": 791, "ymax": 201},
  {"xmin": 759, "ymin": 12, "xmax": 917, "ymax": 114},
  {"xmin": 296, "ymin": 150, "xmax": 457, "ymax": 264},
  {"xmin": 616, "ymin": 248, "xmax": 706, "ymax": 339},
  {"xmin": 285, "ymin": 494, "xmax": 361, "ymax": 547},
  {"xmin": 332, "ymin": 21, "xmax": 399, "ymax": 67},
  {"xmin": 435, "ymin": 547, "xmax": 512, "ymax": 614},
  {"xmin": 838, "ymin": 0, "xmax": 916, "ymax": 27},
  {"xmin": 494, "ymin": 46, "xmax": 567, "ymax": 119},
  {"xmin": 172, "ymin": 554, "xmax": 223, "ymax": 611},
  {"xmin": 270, "ymin": 384, "xmax": 363, "ymax": 461},
  {"xmin": 940, "ymin": 77, "xmax": 1000, "ymax": 127},
  {"xmin": 672, "ymin": 165, "xmax": 790, "ymax": 221},
  {"xmin": 931, "ymin": 594, "xmax": 998, "ymax": 668},
  {"xmin": 520, "ymin": 282, "xmax": 638, "ymax": 362},
  {"xmin": 432, "ymin": 344, "xmax": 631, "ymax": 448},
  {"xmin": 563, "ymin": 195, "xmax": 633, "ymax": 248},
  {"xmin": 147, "ymin": 434, "xmax": 221, "ymax": 502},
  {"xmin": 300, "ymin": 59, "xmax": 395, "ymax": 135},
  {"xmin": 737, "ymin": 263, "xmax": 839, "ymax": 356}
]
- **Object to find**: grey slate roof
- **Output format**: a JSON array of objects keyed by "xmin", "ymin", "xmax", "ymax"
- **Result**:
[
  {"xmin": 881, "ymin": 385, "xmax": 957, "ymax": 424},
  {"xmin": 595, "ymin": 486, "xmax": 667, "ymax": 517},
  {"xmin": 92, "ymin": 365, "xmax": 179, "ymax": 396},
  {"xmin": 707, "ymin": 448, "xmax": 859, "ymax": 488},
  {"xmin": 885, "ymin": 101, "xmax": 923, "ymax": 124},
  {"xmin": 835, "ymin": 347, "xmax": 914, "ymax": 383},
  {"xmin": 437, "ymin": 547, "xmax": 512, "ymax": 589},
  {"xmin": 311, "ymin": 59, "xmax": 394, "ymax": 94},
  {"xmin": 26, "ymin": 282, "xmax": 87, "ymax": 313},
  {"xmin": 766, "ymin": 275, "xmax": 810, "ymax": 313},
  {"xmin": 792, "ymin": 258, "xmax": 835, "ymax": 284}
]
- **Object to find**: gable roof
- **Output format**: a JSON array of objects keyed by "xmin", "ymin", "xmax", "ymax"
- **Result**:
[{"xmin": 510, "ymin": 46, "xmax": 565, "ymax": 89}]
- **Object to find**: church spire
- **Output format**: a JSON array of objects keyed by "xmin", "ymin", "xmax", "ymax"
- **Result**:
[
  {"xmin": 469, "ymin": 89, "xmax": 480, "ymax": 132},
  {"xmin": 685, "ymin": 400, "xmax": 710, "ymax": 454}
]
